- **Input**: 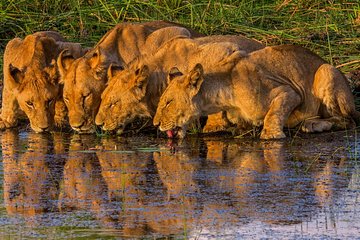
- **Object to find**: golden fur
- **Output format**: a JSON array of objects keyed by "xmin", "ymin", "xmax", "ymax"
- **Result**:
[
  {"xmin": 153, "ymin": 45, "xmax": 360, "ymax": 139},
  {"xmin": 1, "ymin": 31, "xmax": 87, "ymax": 132},
  {"xmin": 95, "ymin": 35, "xmax": 263, "ymax": 133},
  {"xmin": 57, "ymin": 21, "xmax": 196, "ymax": 133}
]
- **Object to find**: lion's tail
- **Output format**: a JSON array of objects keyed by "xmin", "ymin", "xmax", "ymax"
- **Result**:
[{"xmin": 314, "ymin": 64, "xmax": 360, "ymax": 125}]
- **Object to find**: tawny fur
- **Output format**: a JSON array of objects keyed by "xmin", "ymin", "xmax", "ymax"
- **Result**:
[
  {"xmin": 153, "ymin": 45, "xmax": 359, "ymax": 139},
  {"xmin": 1, "ymin": 31, "xmax": 87, "ymax": 132},
  {"xmin": 57, "ymin": 21, "xmax": 197, "ymax": 133},
  {"xmin": 95, "ymin": 35, "xmax": 264, "ymax": 133}
]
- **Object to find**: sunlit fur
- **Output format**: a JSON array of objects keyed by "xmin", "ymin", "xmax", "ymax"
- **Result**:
[
  {"xmin": 154, "ymin": 45, "xmax": 360, "ymax": 139},
  {"xmin": 1, "ymin": 32, "xmax": 86, "ymax": 132},
  {"xmin": 58, "ymin": 21, "xmax": 194, "ymax": 133},
  {"xmin": 96, "ymin": 35, "xmax": 262, "ymax": 133}
]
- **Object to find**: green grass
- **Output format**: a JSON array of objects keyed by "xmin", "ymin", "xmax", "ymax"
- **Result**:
[{"xmin": 0, "ymin": 0, "xmax": 359, "ymax": 79}]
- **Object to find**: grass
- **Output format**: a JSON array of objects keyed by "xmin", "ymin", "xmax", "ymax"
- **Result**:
[{"xmin": 0, "ymin": 0, "xmax": 359, "ymax": 79}]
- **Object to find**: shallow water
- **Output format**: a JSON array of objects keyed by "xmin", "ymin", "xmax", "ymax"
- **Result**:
[{"xmin": 0, "ymin": 129, "xmax": 359, "ymax": 239}]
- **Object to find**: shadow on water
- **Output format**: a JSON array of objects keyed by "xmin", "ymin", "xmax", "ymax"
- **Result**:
[{"xmin": 0, "ymin": 129, "xmax": 359, "ymax": 238}]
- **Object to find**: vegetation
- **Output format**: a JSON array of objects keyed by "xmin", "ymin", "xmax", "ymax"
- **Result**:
[{"xmin": 0, "ymin": 0, "xmax": 359, "ymax": 77}]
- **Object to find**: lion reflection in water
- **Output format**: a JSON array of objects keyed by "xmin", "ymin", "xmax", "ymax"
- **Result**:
[
  {"xmin": 201, "ymin": 139, "xmax": 349, "ymax": 226},
  {"xmin": 2, "ymin": 131, "xmax": 64, "ymax": 219},
  {"xmin": 1, "ymin": 132, "xmax": 351, "ymax": 235}
]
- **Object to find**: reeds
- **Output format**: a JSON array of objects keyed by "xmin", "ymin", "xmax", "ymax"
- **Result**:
[{"xmin": 0, "ymin": 0, "xmax": 359, "ymax": 77}]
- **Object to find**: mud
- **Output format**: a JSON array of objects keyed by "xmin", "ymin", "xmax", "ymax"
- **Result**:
[{"xmin": 0, "ymin": 129, "xmax": 359, "ymax": 239}]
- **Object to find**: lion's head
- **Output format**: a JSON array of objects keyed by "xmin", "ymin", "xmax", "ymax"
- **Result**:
[
  {"xmin": 58, "ymin": 48, "xmax": 111, "ymax": 133},
  {"xmin": 153, "ymin": 64, "xmax": 205, "ymax": 138},
  {"xmin": 95, "ymin": 61, "xmax": 156, "ymax": 133},
  {"xmin": 4, "ymin": 35, "xmax": 65, "ymax": 132},
  {"xmin": 9, "ymin": 62, "xmax": 59, "ymax": 132}
]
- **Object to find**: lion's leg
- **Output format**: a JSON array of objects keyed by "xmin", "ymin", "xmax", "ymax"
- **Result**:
[
  {"xmin": 0, "ymin": 87, "xmax": 19, "ymax": 129},
  {"xmin": 54, "ymin": 99, "xmax": 68, "ymax": 128},
  {"xmin": 313, "ymin": 64, "xmax": 359, "ymax": 125},
  {"xmin": 260, "ymin": 87, "xmax": 301, "ymax": 139},
  {"xmin": 326, "ymin": 116, "xmax": 356, "ymax": 130},
  {"xmin": 202, "ymin": 112, "xmax": 232, "ymax": 133},
  {"xmin": 302, "ymin": 116, "xmax": 355, "ymax": 133},
  {"xmin": 301, "ymin": 118, "xmax": 333, "ymax": 133}
]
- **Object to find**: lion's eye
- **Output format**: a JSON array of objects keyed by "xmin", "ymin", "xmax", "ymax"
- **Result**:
[
  {"xmin": 26, "ymin": 101, "xmax": 34, "ymax": 108},
  {"xmin": 109, "ymin": 99, "xmax": 119, "ymax": 109},
  {"xmin": 47, "ymin": 98, "xmax": 55, "ymax": 106},
  {"xmin": 165, "ymin": 100, "xmax": 172, "ymax": 108}
]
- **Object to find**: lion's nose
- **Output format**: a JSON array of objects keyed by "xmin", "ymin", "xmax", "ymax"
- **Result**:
[
  {"xmin": 95, "ymin": 116, "xmax": 103, "ymax": 127},
  {"xmin": 97, "ymin": 123, "xmax": 103, "ymax": 128},
  {"xmin": 40, "ymin": 126, "xmax": 49, "ymax": 132},
  {"xmin": 71, "ymin": 121, "xmax": 85, "ymax": 129},
  {"xmin": 153, "ymin": 117, "xmax": 160, "ymax": 127},
  {"xmin": 153, "ymin": 121, "xmax": 159, "ymax": 127}
]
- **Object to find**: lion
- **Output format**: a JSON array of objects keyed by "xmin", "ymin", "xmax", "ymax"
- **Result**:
[
  {"xmin": 1, "ymin": 31, "xmax": 87, "ymax": 132},
  {"xmin": 95, "ymin": 35, "xmax": 264, "ymax": 134},
  {"xmin": 153, "ymin": 45, "xmax": 360, "ymax": 139},
  {"xmin": 57, "ymin": 21, "xmax": 200, "ymax": 133}
]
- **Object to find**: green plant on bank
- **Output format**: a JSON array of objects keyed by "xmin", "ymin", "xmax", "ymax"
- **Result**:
[
  {"xmin": 0, "ymin": 0, "xmax": 358, "ymax": 78},
  {"xmin": 95, "ymin": 127, "xmax": 111, "ymax": 138}
]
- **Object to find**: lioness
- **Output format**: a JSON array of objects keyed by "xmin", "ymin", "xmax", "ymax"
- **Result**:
[
  {"xmin": 95, "ymin": 36, "xmax": 263, "ymax": 133},
  {"xmin": 57, "ymin": 21, "xmax": 199, "ymax": 133},
  {"xmin": 153, "ymin": 45, "xmax": 360, "ymax": 139},
  {"xmin": 1, "ymin": 31, "xmax": 87, "ymax": 132}
]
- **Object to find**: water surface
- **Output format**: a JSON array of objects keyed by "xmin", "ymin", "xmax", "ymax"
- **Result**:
[{"xmin": 0, "ymin": 129, "xmax": 359, "ymax": 239}]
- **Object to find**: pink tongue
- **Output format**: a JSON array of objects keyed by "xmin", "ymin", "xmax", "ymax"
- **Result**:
[{"xmin": 166, "ymin": 130, "xmax": 174, "ymax": 138}]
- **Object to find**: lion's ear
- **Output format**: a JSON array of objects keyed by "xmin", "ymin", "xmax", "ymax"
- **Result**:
[
  {"xmin": 131, "ymin": 65, "xmax": 149, "ymax": 99},
  {"xmin": 57, "ymin": 49, "xmax": 75, "ymax": 82},
  {"xmin": 9, "ymin": 64, "xmax": 24, "ymax": 86},
  {"xmin": 135, "ymin": 65, "xmax": 150, "ymax": 88},
  {"xmin": 45, "ymin": 59, "xmax": 59, "ymax": 84},
  {"xmin": 107, "ymin": 63, "xmax": 124, "ymax": 80},
  {"xmin": 88, "ymin": 47, "xmax": 107, "ymax": 71},
  {"xmin": 82, "ymin": 47, "xmax": 92, "ymax": 55},
  {"xmin": 135, "ymin": 64, "xmax": 149, "ymax": 77},
  {"xmin": 167, "ymin": 67, "xmax": 183, "ymax": 83},
  {"xmin": 38, "ymin": 36, "xmax": 58, "ymax": 65},
  {"xmin": 88, "ymin": 48, "xmax": 100, "ymax": 69},
  {"xmin": 187, "ymin": 63, "xmax": 204, "ymax": 95}
]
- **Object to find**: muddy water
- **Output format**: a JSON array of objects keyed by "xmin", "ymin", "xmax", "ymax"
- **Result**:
[{"xmin": 0, "ymin": 129, "xmax": 359, "ymax": 239}]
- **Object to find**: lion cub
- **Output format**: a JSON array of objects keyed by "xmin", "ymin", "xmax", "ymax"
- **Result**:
[
  {"xmin": 154, "ymin": 45, "xmax": 360, "ymax": 139},
  {"xmin": 1, "ymin": 31, "xmax": 87, "ymax": 132},
  {"xmin": 95, "ymin": 36, "xmax": 263, "ymax": 134}
]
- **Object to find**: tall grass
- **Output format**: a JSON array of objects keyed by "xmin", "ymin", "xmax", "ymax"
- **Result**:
[{"xmin": 0, "ymin": 0, "xmax": 359, "ymax": 78}]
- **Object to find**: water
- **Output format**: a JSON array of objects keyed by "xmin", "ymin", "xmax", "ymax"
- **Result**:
[{"xmin": 0, "ymin": 129, "xmax": 359, "ymax": 239}]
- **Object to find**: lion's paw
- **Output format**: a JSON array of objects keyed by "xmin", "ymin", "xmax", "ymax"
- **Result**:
[
  {"xmin": 260, "ymin": 129, "xmax": 286, "ymax": 139},
  {"xmin": 0, "ymin": 117, "xmax": 16, "ymax": 130},
  {"xmin": 54, "ymin": 117, "xmax": 68, "ymax": 128},
  {"xmin": 202, "ymin": 123, "xmax": 228, "ymax": 133},
  {"xmin": 301, "ymin": 120, "xmax": 333, "ymax": 133}
]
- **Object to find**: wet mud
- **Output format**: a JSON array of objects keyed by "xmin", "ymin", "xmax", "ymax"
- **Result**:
[{"xmin": 0, "ymin": 129, "xmax": 359, "ymax": 239}]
